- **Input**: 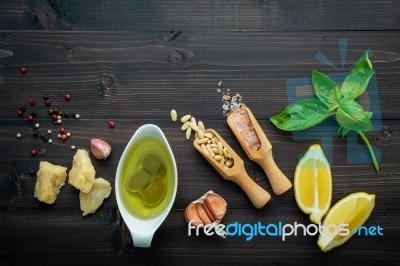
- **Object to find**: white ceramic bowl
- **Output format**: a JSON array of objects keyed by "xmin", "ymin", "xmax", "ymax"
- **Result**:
[{"xmin": 115, "ymin": 124, "xmax": 178, "ymax": 247}]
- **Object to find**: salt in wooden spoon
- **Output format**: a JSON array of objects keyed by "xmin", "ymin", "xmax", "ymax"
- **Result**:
[
  {"xmin": 193, "ymin": 128, "xmax": 271, "ymax": 209},
  {"xmin": 227, "ymin": 105, "xmax": 292, "ymax": 195}
]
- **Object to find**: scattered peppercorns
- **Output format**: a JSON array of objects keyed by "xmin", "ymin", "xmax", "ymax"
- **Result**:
[{"xmin": 108, "ymin": 121, "xmax": 115, "ymax": 128}]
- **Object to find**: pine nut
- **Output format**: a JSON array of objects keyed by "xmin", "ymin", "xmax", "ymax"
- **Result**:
[
  {"xmin": 197, "ymin": 138, "xmax": 209, "ymax": 144},
  {"xmin": 198, "ymin": 121, "xmax": 205, "ymax": 132},
  {"xmin": 212, "ymin": 147, "xmax": 219, "ymax": 154},
  {"xmin": 198, "ymin": 130, "xmax": 204, "ymax": 139},
  {"xmin": 223, "ymin": 147, "xmax": 228, "ymax": 158},
  {"xmin": 190, "ymin": 122, "xmax": 199, "ymax": 132},
  {"xmin": 217, "ymin": 142, "xmax": 223, "ymax": 156},
  {"xmin": 191, "ymin": 116, "xmax": 197, "ymax": 125},
  {"xmin": 201, "ymin": 144, "xmax": 209, "ymax": 155},
  {"xmin": 225, "ymin": 159, "xmax": 234, "ymax": 167},
  {"xmin": 214, "ymin": 155, "xmax": 223, "ymax": 161},
  {"xmin": 170, "ymin": 109, "xmax": 177, "ymax": 121},
  {"xmin": 186, "ymin": 127, "xmax": 192, "ymax": 140},
  {"xmin": 204, "ymin": 133, "xmax": 214, "ymax": 139},
  {"xmin": 181, "ymin": 121, "xmax": 190, "ymax": 131},
  {"xmin": 181, "ymin": 114, "xmax": 191, "ymax": 123}
]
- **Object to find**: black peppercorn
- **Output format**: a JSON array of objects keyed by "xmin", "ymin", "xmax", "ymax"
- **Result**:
[
  {"xmin": 57, "ymin": 111, "xmax": 63, "ymax": 116},
  {"xmin": 45, "ymin": 99, "xmax": 51, "ymax": 106},
  {"xmin": 29, "ymin": 170, "xmax": 36, "ymax": 177},
  {"xmin": 71, "ymin": 113, "xmax": 76, "ymax": 118},
  {"xmin": 33, "ymin": 130, "xmax": 39, "ymax": 137},
  {"xmin": 48, "ymin": 108, "xmax": 53, "ymax": 114},
  {"xmin": 43, "ymin": 95, "xmax": 49, "ymax": 100},
  {"xmin": 64, "ymin": 112, "xmax": 69, "ymax": 118},
  {"xmin": 31, "ymin": 110, "xmax": 37, "ymax": 117},
  {"xmin": 53, "ymin": 108, "xmax": 58, "ymax": 114},
  {"xmin": 19, "ymin": 106, "xmax": 26, "ymax": 112}
]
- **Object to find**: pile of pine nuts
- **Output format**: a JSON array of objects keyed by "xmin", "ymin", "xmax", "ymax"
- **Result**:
[{"xmin": 171, "ymin": 110, "xmax": 234, "ymax": 169}]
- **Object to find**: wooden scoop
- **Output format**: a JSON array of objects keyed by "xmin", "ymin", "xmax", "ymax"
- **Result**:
[
  {"xmin": 193, "ymin": 128, "xmax": 271, "ymax": 209},
  {"xmin": 227, "ymin": 106, "xmax": 292, "ymax": 195}
]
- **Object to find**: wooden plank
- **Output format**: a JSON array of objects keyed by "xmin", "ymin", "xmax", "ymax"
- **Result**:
[
  {"xmin": 0, "ymin": 0, "xmax": 399, "ymax": 31},
  {"xmin": 0, "ymin": 31, "xmax": 399, "ymax": 119},
  {"xmin": 1, "ymin": 209, "xmax": 399, "ymax": 264}
]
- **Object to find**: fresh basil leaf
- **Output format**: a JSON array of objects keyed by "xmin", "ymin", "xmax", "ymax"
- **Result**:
[
  {"xmin": 312, "ymin": 70, "xmax": 341, "ymax": 111},
  {"xmin": 336, "ymin": 98, "xmax": 373, "ymax": 132},
  {"xmin": 341, "ymin": 127, "xmax": 351, "ymax": 137},
  {"xmin": 341, "ymin": 52, "xmax": 374, "ymax": 99},
  {"xmin": 270, "ymin": 99, "xmax": 330, "ymax": 131}
]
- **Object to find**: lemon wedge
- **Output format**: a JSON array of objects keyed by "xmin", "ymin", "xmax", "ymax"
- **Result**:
[
  {"xmin": 318, "ymin": 192, "xmax": 375, "ymax": 252},
  {"xmin": 294, "ymin": 144, "xmax": 332, "ymax": 223}
]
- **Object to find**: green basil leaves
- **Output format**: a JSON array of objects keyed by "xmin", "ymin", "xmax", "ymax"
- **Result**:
[{"xmin": 270, "ymin": 52, "xmax": 379, "ymax": 172}]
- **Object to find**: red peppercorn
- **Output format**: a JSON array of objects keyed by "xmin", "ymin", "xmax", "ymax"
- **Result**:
[
  {"xmin": 51, "ymin": 114, "xmax": 57, "ymax": 120},
  {"xmin": 108, "ymin": 121, "xmax": 115, "ymax": 128},
  {"xmin": 20, "ymin": 67, "xmax": 27, "ymax": 74},
  {"xmin": 31, "ymin": 149, "xmax": 37, "ymax": 156},
  {"xmin": 59, "ymin": 127, "xmax": 65, "ymax": 134},
  {"xmin": 27, "ymin": 115, "xmax": 33, "ymax": 121},
  {"xmin": 29, "ymin": 98, "xmax": 36, "ymax": 106},
  {"xmin": 61, "ymin": 134, "xmax": 67, "ymax": 141},
  {"xmin": 17, "ymin": 109, "xmax": 24, "ymax": 117},
  {"xmin": 65, "ymin": 94, "xmax": 71, "ymax": 101}
]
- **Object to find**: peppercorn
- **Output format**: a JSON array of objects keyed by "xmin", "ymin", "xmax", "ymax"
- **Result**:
[
  {"xmin": 43, "ymin": 95, "xmax": 49, "ymax": 100},
  {"xmin": 48, "ymin": 108, "xmax": 53, "ymax": 114},
  {"xmin": 108, "ymin": 121, "xmax": 115, "ymax": 128},
  {"xmin": 59, "ymin": 128, "xmax": 65, "ymax": 134},
  {"xmin": 17, "ymin": 109, "xmax": 24, "ymax": 117},
  {"xmin": 45, "ymin": 100, "xmax": 51, "ymax": 106},
  {"xmin": 31, "ymin": 110, "xmax": 37, "ymax": 117},
  {"xmin": 64, "ymin": 112, "xmax": 69, "ymax": 118},
  {"xmin": 27, "ymin": 115, "xmax": 33, "ymax": 121},
  {"xmin": 65, "ymin": 94, "xmax": 71, "ymax": 101},
  {"xmin": 51, "ymin": 114, "xmax": 57, "ymax": 120},
  {"xmin": 61, "ymin": 134, "xmax": 67, "ymax": 141},
  {"xmin": 20, "ymin": 67, "xmax": 27, "ymax": 74},
  {"xmin": 29, "ymin": 98, "xmax": 36, "ymax": 106},
  {"xmin": 31, "ymin": 150, "xmax": 37, "ymax": 156},
  {"xmin": 33, "ymin": 130, "xmax": 38, "ymax": 137},
  {"xmin": 57, "ymin": 111, "xmax": 63, "ymax": 116},
  {"xmin": 29, "ymin": 170, "xmax": 36, "ymax": 177}
]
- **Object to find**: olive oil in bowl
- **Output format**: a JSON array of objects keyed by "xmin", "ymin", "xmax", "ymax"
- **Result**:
[
  {"xmin": 115, "ymin": 124, "xmax": 178, "ymax": 247},
  {"xmin": 119, "ymin": 136, "xmax": 175, "ymax": 219}
]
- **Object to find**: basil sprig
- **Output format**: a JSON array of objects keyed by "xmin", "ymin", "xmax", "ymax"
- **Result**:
[{"xmin": 271, "ymin": 52, "xmax": 379, "ymax": 172}]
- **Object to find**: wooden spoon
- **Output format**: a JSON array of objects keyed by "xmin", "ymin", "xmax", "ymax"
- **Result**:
[
  {"xmin": 193, "ymin": 128, "xmax": 271, "ymax": 209},
  {"xmin": 227, "ymin": 105, "xmax": 292, "ymax": 195}
]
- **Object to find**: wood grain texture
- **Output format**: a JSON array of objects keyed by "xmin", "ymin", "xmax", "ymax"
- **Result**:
[
  {"xmin": 0, "ymin": 0, "xmax": 399, "ymax": 31},
  {"xmin": 0, "ymin": 15, "xmax": 399, "ymax": 266}
]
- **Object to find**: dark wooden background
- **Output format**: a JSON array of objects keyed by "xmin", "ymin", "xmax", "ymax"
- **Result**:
[{"xmin": 1, "ymin": 1, "xmax": 399, "ymax": 265}]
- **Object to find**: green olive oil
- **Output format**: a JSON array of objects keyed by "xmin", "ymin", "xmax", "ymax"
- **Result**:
[{"xmin": 119, "ymin": 136, "xmax": 175, "ymax": 219}]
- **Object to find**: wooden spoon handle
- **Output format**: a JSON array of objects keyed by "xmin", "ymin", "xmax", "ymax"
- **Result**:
[
  {"xmin": 258, "ymin": 153, "xmax": 292, "ymax": 195},
  {"xmin": 231, "ymin": 171, "xmax": 271, "ymax": 209}
]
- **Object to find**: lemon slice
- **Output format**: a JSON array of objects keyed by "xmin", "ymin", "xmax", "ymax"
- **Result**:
[
  {"xmin": 294, "ymin": 144, "xmax": 332, "ymax": 223},
  {"xmin": 142, "ymin": 179, "xmax": 166, "ymax": 206},
  {"xmin": 318, "ymin": 192, "xmax": 375, "ymax": 252},
  {"xmin": 126, "ymin": 169, "xmax": 151, "ymax": 193}
]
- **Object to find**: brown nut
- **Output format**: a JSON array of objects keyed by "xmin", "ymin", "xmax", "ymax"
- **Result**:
[{"xmin": 184, "ymin": 190, "xmax": 227, "ymax": 227}]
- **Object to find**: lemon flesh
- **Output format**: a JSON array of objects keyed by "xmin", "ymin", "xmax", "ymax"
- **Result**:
[
  {"xmin": 294, "ymin": 144, "xmax": 332, "ymax": 223},
  {"xmin": 318, "ymin": 192, "xmax": 375, "ymax": 252}
]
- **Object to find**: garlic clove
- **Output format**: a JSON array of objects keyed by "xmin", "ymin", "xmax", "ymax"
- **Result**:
[
  {"xmin": 185, "ymin": 203, "xmax": 203, "ymax": 226},
  {"xmin": 90, "ymin": 138, "xmax": 112, "ymax": 160},
  {"xmin": 204, "ymin": 194, "xmax": 227, "ymax": 221},
  {"xmin": 184, "ymin": 190, "xmax": 227, "ymax": 227}
]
